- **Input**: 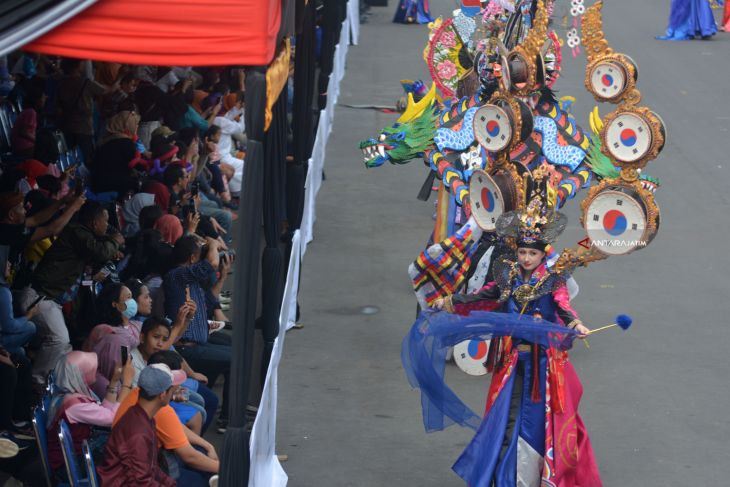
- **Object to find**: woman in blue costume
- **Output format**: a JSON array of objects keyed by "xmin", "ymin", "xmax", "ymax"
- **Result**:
[
  {"xmin": 657, "ymin": 0, "xmax": 717, "ymax": 40},
  {"xmin": 393, "ymin": 0, "xmax": 434, "ymax": 24},
  {"xmin": 430, "ymin": 186, "xmax": 602, "ymax": 487}
]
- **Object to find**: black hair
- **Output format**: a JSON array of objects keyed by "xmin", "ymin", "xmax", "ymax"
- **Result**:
[
  {"xmin": 139, "ymin": 387, "xmax": 165, "ymax": 400},
  {"xmin": 138, "ymin": 205, "xmax": 164, "ymax": 230},
  {"xmin": 0, "ymin": 169, "xmax": 25, "ymax": 193},
  {"xmin": 124, "ymin": 278, "xmax": 145, "ymax": 300},
  {"xmin": 212, "ymin": 82, "xmax": 230, "ymax": 95},
  {"xmin": 172, "ymin": 235, "xmax": 200, "ymax": 265},
  {"xmin": 95, "ymin": 282, "xmax": 126, "ymax": 326},
  {"xmin": 147, "ymin": 350, "xmax": 183, "ymax": 371},
  {"xmin": 201, "ymin": 70, "xmax": 220, "ymax": 91},
  {"xmin": 36, "ymin": 175, "xmax": 62, "ymax": 196},
  {"xmin": 77, "ymin": 201, "xmax": 106, "ymax": 228},
  {"xmin": 60, "ymin": 58, "xmax": 82, "ymax": 75},
  {"xmin": 119, "ymin": 229, "xmax": 167, "ymax": 280},
  {"xmin": 163, "ymin": 164, "xmax": 185, "ymax": 188},
  {"xmin": 120, "ymin": 72, "xmax": 138, "ymax": 85},
  {"xmin": 177, "ymin": 127, "xmax": 199, "ymax": 148},
  {"xmin": 140, "ymin": 316, "xmax": 171, "ymax": 336},
  {"xmin": 204, "ymin": 125, "xmax": 221, "ymax": 140}
]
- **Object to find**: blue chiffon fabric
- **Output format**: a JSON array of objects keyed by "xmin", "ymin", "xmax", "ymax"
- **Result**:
[
  {"xmin": 393, "ymin": 0, "xmax": 434, "ymax": 24},
  {"xmin": 657, "ymin": 0, "xmax": 718, "ymax": 40},
  {"xmin": 401, "ymin": 310, "xmax": 577, "ymax": 433}
]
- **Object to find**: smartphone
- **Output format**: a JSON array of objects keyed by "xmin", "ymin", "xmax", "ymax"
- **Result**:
[
  {"xmin": 120, "ymin": 345, "xmax": 128, "ymax": 365},
  {"xmin": 73, "ymin": 177, "xmax": 84, "ymax": 196},
  {"xmin": 26, "ymin": 295, "xmax": 44, "ymax": 312}
]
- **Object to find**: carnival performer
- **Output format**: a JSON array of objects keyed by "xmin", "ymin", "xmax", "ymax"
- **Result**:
[
  {"xmin": 431, "ymin": 183, "xmax": 602, "ymax": 487},
  {"xmin": 656, "ymin": 0, "xmax": 717, "ymax": 40},
  {"xmin": 393, "ymin": 0, "xmax": 434, "ymax": 24}
]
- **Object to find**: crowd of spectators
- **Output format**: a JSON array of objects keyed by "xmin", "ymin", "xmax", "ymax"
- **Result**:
[{"xmin": 0, "ymin": 54, "xmax": 250, "ymax": 487}]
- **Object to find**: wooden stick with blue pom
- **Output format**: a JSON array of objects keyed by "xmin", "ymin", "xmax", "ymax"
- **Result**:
[{"xmin": 587, "ymin": 314, "xmax": 633, "ymax": 335}]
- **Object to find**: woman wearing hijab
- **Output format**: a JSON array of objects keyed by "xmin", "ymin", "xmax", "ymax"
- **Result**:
[
  {"xmin": 121, "ymin": 192, "xmax": 155, "ymax": 237},
  {"xmin": 89, "ymin": 110, "xmax": 142, "ymax": 195},
  {"xmin": 47, "ymin": 351, "xmax": 135, "ymax": 474},
  {"xmin": 154, "ymin": 214, "xmax": 184, "ymax": 246},
  {"xmin": 0, "ymin": 246, "xmax": 36, "ymax": 357},
  {"xmin": 83, "ymin": 284, "xmax": 143, "ymax": 398}
]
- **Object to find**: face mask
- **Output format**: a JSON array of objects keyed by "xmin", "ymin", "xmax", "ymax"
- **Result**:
[{"xmin": 122, "ymin": 298, "xmax": 138, "ymax": 319}]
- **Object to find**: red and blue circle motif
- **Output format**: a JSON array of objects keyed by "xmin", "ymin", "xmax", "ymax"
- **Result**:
[
  {"xmin": 467, "ymin": 340, "xmax": 488, "ymax": 360},
  {"xmin": 603, "ymin": 209, "xmax": 627, "ymax": 236},
  {"xmin": 486, "ymin": 120, "xmax": 500, "ymax": 137},
  {"xmin": 620, "ymin": 128, "xmax": 637, "ymax": 147},
  {"xmin": 481, "ymin": 187, "xmax": 495, "ymax": 212},
  {"xmin": 601, "ymin": 74, "xmax": 614, "ymax": 87}
]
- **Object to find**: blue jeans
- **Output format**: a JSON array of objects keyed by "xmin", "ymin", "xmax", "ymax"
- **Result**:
[
  {"xmin": 1, "ymin": 320, "xmax": 36, "ymax": 357},
  {"xmin": 174, "ymin": 445, "xmax": 212, "ymax": 487},
  {"xmin": 176, "ymin": 335, "xmax": 231, "ymax": 420},
  {"xmin": 198, "ymin": 197, "xmax": 232, "ymax": 244},
  {"xmin": 196, "ymin": 383, "xmax": 220, "ymax": 434}
]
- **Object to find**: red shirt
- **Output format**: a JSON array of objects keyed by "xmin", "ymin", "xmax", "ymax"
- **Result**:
[{"xmin": 97, "ymin": 404, "xmax": 176, "ymax": 487}]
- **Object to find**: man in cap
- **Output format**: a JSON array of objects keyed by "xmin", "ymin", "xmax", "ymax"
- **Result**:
[{"xmin": 97, "ymin": 363, "xmax": 182, "ymax": 487}]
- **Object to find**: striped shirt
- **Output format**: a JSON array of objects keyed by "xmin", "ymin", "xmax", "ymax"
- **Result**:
[{"xmin": 163, "ymin": 260, "xmax": 217, "ymax": 344}]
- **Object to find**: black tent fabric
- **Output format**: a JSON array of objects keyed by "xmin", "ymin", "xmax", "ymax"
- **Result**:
[
  {"xmin": 220, "ymin": 66, "xmax": 267, "ymax": 487},
  {"xmin": 259, "ymin": 88, "xmax": 289, "ymax": 385},
  {"xmin": 288, "ymin": 0, "xmax": 317, "ymax": 233},
  {"xmin": 318, "ymin": 0, "xmax": 348, "ymax": 111}
]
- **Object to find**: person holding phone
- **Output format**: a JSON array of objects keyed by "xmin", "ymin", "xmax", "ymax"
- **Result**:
[
  {"xmin": 22, "ymin": 201, "xmax": 123, "ymax": 382},
  {"xmin": 46, "ymin": 351, "xmax": 135, "ymax": 476},
  {"xmin": 0, "ymin": 245, "xmax": 36, "ymax": 357}
]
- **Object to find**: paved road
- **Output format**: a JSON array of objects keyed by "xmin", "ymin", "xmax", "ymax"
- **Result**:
[{"xmin": 278, "ymin": 1, "xmax": 730, "ymax": 485}]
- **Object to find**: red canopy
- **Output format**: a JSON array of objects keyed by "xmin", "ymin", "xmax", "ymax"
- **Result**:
[{"xmin": 24, "ymin": 0, "xmax": 281, "ymax": 66}]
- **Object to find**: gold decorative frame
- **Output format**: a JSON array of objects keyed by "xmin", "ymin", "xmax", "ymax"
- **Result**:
[
  {"xmin": 598, "ymin": 105, "xmax": 665, "ymax": 169},
  {"xmin": 578, "ymin": 179, "xmax": 660, "ymax": 253},
  {"xmin": 584, "ymin": 54, "xmax": 638, "ymax": 104}
]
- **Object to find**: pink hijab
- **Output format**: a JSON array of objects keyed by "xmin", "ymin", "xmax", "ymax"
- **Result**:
[
  {"xmin": 154, "ymin": 214, "xmax": 184, "ymax": 245},
  {"xmin": 48, "ymin": 351, "xmax": 99, "ymax": 426},
  {"xmin": 84, "ymin": 322, "xmax": 141, "ymax": 399}
]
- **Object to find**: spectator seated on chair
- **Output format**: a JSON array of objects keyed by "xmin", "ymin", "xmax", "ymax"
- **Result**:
[
  {"xmin": 46, "ymin": 351, "xmax": 135, "ymax": 478},
  {"xmin": 164, "ymin": 236, "xmax": 232, "ymax": 430},
  {"xmin": 114, "ymin": 351, "xmax": 219, "ymax": 486},
  {"xmin": 97, "ymin": 363, "xmax": 178, "ymax": 487},
  {"xmin": 132, "ymin": 317, "xmax": 219, "ymax": 434},
  {"xmin": 22, "ymin": 201, "xmax": 123, "ymax": 382},
  {"xmin": 0, "ymin": 245, "xmax": 35, "ymax": 357}
]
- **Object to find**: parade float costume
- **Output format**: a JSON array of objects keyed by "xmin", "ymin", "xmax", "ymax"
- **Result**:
[
  {"xmin": 657, "ymin": 0, "xmax": 717, "ymax": 40},
  {"xmin": 393, "ymin": 0, "xmax": 435, "ymax": 24},
  {"xmin": 439, "ymin": 179, "xmax": 602, "ymax": 486},
  {"xmin": 361, "ymin": 1, "xmax": 665, "ymax": 485}
]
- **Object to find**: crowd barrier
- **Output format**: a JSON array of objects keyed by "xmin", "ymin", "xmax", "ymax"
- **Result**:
[{"xmin": 248, "ymin": 2, "xmax": 358, "ymax": 485}]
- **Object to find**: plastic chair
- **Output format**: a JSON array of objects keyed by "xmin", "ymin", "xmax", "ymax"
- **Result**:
[
  {"xmin": 81, "ymin": 440, "xmax": 98, "ymax": 487},
  {"xmin": 58, "ymin": 420, "xmax": 89, "ymax": 486},
  {"xmin": 31, "ymin": 406, "xmax": 61, "ymax": 487}
]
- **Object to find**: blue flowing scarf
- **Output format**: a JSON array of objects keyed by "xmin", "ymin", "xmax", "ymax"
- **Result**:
[{"xmin": 401, "ymin": 309, "xmax": 578, "ymax": 433}]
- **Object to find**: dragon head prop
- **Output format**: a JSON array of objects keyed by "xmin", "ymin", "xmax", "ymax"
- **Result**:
[{"xmin": 360, "ymin": 84, "xmax": 439, "ymax": 168}]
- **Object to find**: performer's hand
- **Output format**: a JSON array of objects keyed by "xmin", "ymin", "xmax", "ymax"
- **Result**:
[
  {"xmin": 432, "ymin": 296, "xmax": 454, "ymax": 313},
  {"xmin": 574, "ymin": 322, "xmax": 590, "ymax": 338}
]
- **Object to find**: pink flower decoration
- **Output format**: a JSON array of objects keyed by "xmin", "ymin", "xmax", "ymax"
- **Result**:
[
  {"xmin": 436, "ymin": 60, "xmax": 457, "ymax": 80},
  {"xmin": 440, "ymin": 31, "xmax": 457, "ymax": 48}
]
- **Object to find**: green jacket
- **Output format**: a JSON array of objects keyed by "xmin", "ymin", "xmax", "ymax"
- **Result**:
[{"xmin": 32, "ymin": 222, "xmax": 119, "ymax": 300}]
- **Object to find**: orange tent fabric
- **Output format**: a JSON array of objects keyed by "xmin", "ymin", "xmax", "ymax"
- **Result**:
[{"xmin": 24, "ymin": 0, "xmax": 281, "ymax": 66}]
